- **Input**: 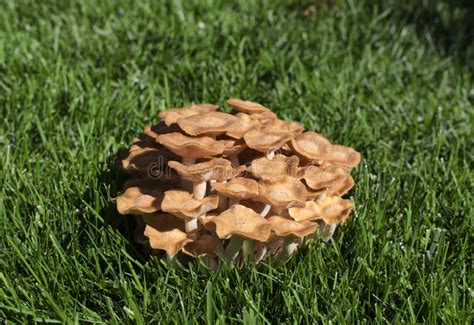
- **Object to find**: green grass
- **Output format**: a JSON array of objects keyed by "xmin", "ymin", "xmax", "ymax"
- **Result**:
[{"xmin": 1, "ymin": 0, "xmax": 473, "ymax": 323}]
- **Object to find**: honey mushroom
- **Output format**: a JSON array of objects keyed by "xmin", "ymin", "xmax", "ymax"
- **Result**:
[
  {"xmin": 116, "ymin": 98, "xmax": 361, "ymax": 265},
  {"xmin": 206, "ymin": 205, "xmax": 272, "ymax": 263}
]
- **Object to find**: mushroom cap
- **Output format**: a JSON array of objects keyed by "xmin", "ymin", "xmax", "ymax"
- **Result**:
[
  {"xmin": 121, "ymin": 146, "xmax": 177, "ymax": 176},
  {"xmin": 243, "ymin": 129, "xmax": 293, "ymax": 153},
  {"xmin": 226, "ymin": 98, "xmax": 277, "ymax": 119},
  {"xmin": 157, "ymin": 132, "xmax": 234, "ymax": 159},
  {"xmin": 143, "ymin": 123, "xmax": 181, "ymax": 139},
  {"xmin": 168, "ymin": 158, "xmax": 245, "ymax": 183},
  {"xmin": 267, "ymin": 216, "xmax": 318, "ymax": 238},
  {"xmin": 158, "ymin": 104, "xmax": 219, "ymax": 126},
  {"xmin": 328, "ymin": 174, "xmax": 355, "ymax": 196},
  {"xmin": 225, "ymin": 113, "xmax": 261, "ymax": 139},
  {"xmin": 303, "ymin": 165, "xmax": 349, "ymax": 190},
  {"xmin": 210, "ymin": 177, "xmax": 259, "ymax": 200},
  {"xmin": 288, "ymin": 196, "xmax": 354, "ymax": 224},
  {"xmin": 250, "ymin": 154, "xmax": 301, "ymax": 181},
  {"xmin": 116, "ymin": 180, "xmax": 164, "ymax": 215},
  {"xmin": 182, "ymin": 234, "xmax": 224, "ymax": 257},
  {"xmin": 161, "ymin": 190, "xmax": 219, "ymax": 219},
  {"xmin": 263, "ymin": 119, "xmax": 304, "ymax": 136},
  {"xmin": 222, "ymin": 140, "xmax": 247, "ymax": 157},
  {"xmin": 143, "ymin": 213, "xmax": 194, "ymax": 256},
  {"xmin": 177, "ymin": 112, "xmax": 239, "ymax": 136},
  {"xmin": 289, "ymin": 131, "xmax": 332, "ymax": 162},
  {"xmin": 207, "ymin": 205, "xmax": 272, "ymax": 242},
  {"xmin": 257, "ymin": 177, "xmax": 307, "ymax": 208},
  {"xmin": 323, "ymin": 144, "xmax": 361, "ymax": 168}
]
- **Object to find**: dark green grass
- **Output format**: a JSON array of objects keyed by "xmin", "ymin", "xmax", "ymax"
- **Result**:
[{"xmin": 0, "ymin": 0, "xmax": 473, "ymax": 323}]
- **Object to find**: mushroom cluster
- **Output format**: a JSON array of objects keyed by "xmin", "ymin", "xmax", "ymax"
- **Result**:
[{"xmin": 116, "ymin": 99, "xmax": 361, "ymax": 267}]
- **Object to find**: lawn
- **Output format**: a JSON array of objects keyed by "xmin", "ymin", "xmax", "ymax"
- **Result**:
[{"xmin": 0, "ymin": 0, "xmax": 472, "ymax": 323}]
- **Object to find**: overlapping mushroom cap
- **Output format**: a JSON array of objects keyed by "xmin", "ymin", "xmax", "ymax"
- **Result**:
[{"xmin": 116, "ymin": 99, "xmax": 361, "ymax": 267}]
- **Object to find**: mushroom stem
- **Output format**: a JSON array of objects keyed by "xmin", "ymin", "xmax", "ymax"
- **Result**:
[
  {"xmin": 241, "ymin": 240, "xmax": 255, "ymax": 260},
  {"xmin": 266, "ymin": 150, "xmax": 276, "ymax": 160},
  {"xmin": 229, "ymin": 154, "xmax": 240, "ymax": 167},
  {"xmin": 321, "ymin": 223, "xmax": 337, "ymax": 242},
  {"xmin": 193, "ymin": 181, "xmax": 207, "ymax": 200},
  {"xmin": 282, "ymin": 237, "xmax": 300, "ymax": 257},
  {"xmin": 182, "ymin": 157, "xmax": 196, "ymax": 165},
  {"xmin": 224, "ymin": 236, "xmax": 244, "ymax": 265},
  {"xmin": 229, "ymin": 197, "xmax": 240, "ymax": 207},
  {"xmin": 254, "ymin": 242, "xmax": 268, "ymax": 262},
  {"xmin": 260, "ymin": 204, "xmax": 272, "ymax": 217},
  {"xmin": 185, "ymin": 218, "xmax": 199, "ymax": 233}
]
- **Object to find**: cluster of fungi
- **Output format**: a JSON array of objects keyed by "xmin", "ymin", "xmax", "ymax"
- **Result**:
[{"xmin": 116, "ymin": 99, "xmax": 361, "ymax": 267}]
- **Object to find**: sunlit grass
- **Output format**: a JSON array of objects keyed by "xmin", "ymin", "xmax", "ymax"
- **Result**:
[{"xmin": 0, "ymin": 0, "xmax": 472, "ymax": 322}]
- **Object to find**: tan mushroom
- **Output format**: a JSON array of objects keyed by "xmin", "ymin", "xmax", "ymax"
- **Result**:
[
  {"xmin": 303, "ymin": 165, "xmax": 349, "ymax": 190},
  {"xmin": 168, "ymin": 158, "xmax": 246, "ymax": 200},
  {"xmin": 177, "ymin": 112, "xmax": 238, "ymax": 137},
  {"xmin": 249, "ymin": 154, "xmax": 301, "ymax": 181},
  {"xmin": 142, "ymin": 213, "xmax": 194, "ymax": 257},
  {"xmin": 257, "ymin": 177, "xmax": 307, "ymax": 211},
  {"xmin": 208, "ymin": 205, "xmax": 272, "ymax": 242},
  {"xmin": 287, "ymin": 196, "xmax": 353, "ymax": 224},
  {"xmin": 267, "ymin": 216, "xmax": 318, "ymax": 238},
  {"xmin": 290, "ymin": 132, "xmax": 361, "ymax": 167},
  {"xmin": 121, "ymin": 147, "xmax": 177, "ymax": 178},
  {"xmin": 322, "ymin": 144, "xmax": 361, "ymax": 168},
  {"xmin": 226, "ymin": 98, "xmax": 277, "ymax": 120},
  {"xmin": 263, "ymin": 119, "xmax": 304, "ymax": 136},
  {"xmin": 289, "ymin": 131, "xmax": 332, "ymax": 162},
  {"xmin": 156, "ymin": 132, "xmax": 234, "ymax": 163},
  {"xmin": 158, "ymin": 104, "xmax": 219, "ymax": 126},
  {"xmin": 225, "ymin": 113, "xmax": 261, "ymax": 139},
  {"xmin": 211, "ymin": 177, "xmax": 259, "ymax": 206},
  {"xmin": 116, "ymin": 180, "xmax": 164, "ymax": 215},
  {"xmin": 143, "ymin": 123, "xmax": 181, "ymax": 139},
  {"xmin": 161, "ymin": 190, "xmax": 219, "ymax": 232},
  {"xmin": 243, "ymin": 129, "xmax": 293, "ymax": 159},
  {"xmin": 221, "ymin": 140, "xmax": 247, "ymax": 167}
]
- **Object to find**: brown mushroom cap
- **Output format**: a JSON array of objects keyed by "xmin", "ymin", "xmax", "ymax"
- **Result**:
[
  {"xmin": 303, "ymin": 165, "xmax": 349, "ymax": 190},
  {"xmin": 250, "ymin": 154, "xmax": 301, "ymax": 181},
  {"xmin": 222, "ymin": 140, "xmax": 247, "ymax": 157},
  {"xmin": 143, "ymin": 123, "xmax": 181, "ymax": 139},
  {"xmin": 157, "ymin": 132, "xmax": 234, "ymax": 159},
  {"xmin": 158, "ymin": 104, "xmax": 219, "ymax": 126},
  {"xmin": 290, "ymin": 132, "xmax": 361, "ymax": 167},
  {"xmin": 182, "ymin": 234, "xmax": 223, "ymax": 257},
  {"xmin": 225, "ymin": 113, "xmax": 261, "ymax": 139},
  {"xmin": 323, "ymin": 144, "xmax": 361, "ymax": 168},
  {"xmin": 328, "ymin": 174, "xmax": 355, "ymax": 196},
  {"xmin": 210, "ymin": 178, "xmax": 259, "ymax": 200},
  {"xmin": 257, "ymin": 177, "xmax": 307, "ymax": 208},
  {"xmin": 116, "ymin": 180, "xmax": 164, "ymax": 215},
  {"xmin": 263, "ymin": 119, "xmax": 304, "ymax": 135},
  {"xmin": 226, "ymin": 98, "xmax": 277, "ymax": 119},
  {"xmin": 207, "ymin": 205, "xmax": 272, "ymax": 242},
  {"xmin": 289, "ymin": 131, "xmax": 332, "ymax": 162},
  {"xmin": 161, "ymin": 190, "xmax": 219, "ymax": 219},
  {"xmin": 243, "ymin": 129, "xmax": 293, "ymax": 153},
  {"xmin": 143, "ymin": 213, "xmax": 194, "ymax": 256},
  {"xmin": 168, "ymin": 158, "xmax": 245, "ymax": 183},
  {"xmin": 177, "ymin": 112, "xmax": 239, "ymax": 136},
  {"xmin": 267, "ymin": 216, "xmax": 318, "ymax": 238},
  {"xmin": 121, "ymin": 147, "xmax": 177, "ymax": 176},
  {"xmin": 288, "ymin": 196, "xmax": 354, "ymax": 224}
]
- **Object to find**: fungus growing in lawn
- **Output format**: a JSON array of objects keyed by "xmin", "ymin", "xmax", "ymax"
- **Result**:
[
  {"xmin": 158, "ymin": 103, "xmax": 219, "ymax": 126},
  {"xmin": 115, "ymin": 98, "xmax": 361, "ymax": 267},
  {"xmin": 243, "ymin": 129, "xmax": 293, "ymax": 160}
]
